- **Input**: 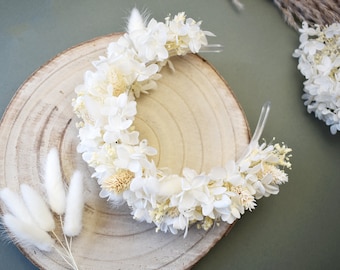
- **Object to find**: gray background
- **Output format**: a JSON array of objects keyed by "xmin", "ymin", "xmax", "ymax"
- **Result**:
[{"xmin": 0, "ymin": 0, "xmax": 339, "ymax": 269}]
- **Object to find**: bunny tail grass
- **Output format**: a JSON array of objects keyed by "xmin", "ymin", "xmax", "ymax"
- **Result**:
[
  {"xmin": 20, "ymin": 184, "xmax": 55, "ymax": 232},
  {"xmin": 63, "ymin": 171, "xmax": 84, "ymax": 237},
  {"xmin": 2, "ymin": 213, "xmax": 54, "ymax": 252},
  {"xmin": 0, "ymin": 188, "xmax": 35, "ymax": 225},
  {"xmin": 127, "ymin": 8, "xmax": 146, "ymax": 33},
  {"xmin": 44, "ymin": 148, "xmax": 66, "ymax": 215}
]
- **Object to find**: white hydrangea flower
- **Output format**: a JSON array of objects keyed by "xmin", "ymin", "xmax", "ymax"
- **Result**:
[
  {"xmin": 165, "ymin": 12, "xmax": 214, "ymax": 55},
  {"xmin": 293, "ymin": 22, "xmax": 340, "ymax": 134},
  {"xmin": 129, "ymin": 19, "xmax": 169, "ymax": 62}
]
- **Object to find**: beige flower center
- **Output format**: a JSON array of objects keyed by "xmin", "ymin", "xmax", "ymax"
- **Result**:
[
  {"xmin": 101, "ymin": 169, "xmax": 135, "ymax": 194},
  {"xmin": 150, "ymin": 199, "xmax": 180, "ymax": 223},
  {"xmin": 108, "ymin": 68, "xmax": 127, "ymax": 96}
]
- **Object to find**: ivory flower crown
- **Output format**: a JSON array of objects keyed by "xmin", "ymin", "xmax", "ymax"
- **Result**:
[{"xmin": 72, "ymin": 8, "xmax": 292, "ymax": 236}]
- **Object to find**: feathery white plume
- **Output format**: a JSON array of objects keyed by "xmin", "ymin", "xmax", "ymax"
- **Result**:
[
  {"xmin": 20, "ymin": 184, "xmax": 55, "ymax": 232},
  {"xmin": 128, "ymin": 8, "xmax": 146, "ymax": 33},
  {"xmin": 3, "ymin": 213, "xmax": 54, "ymax": 252},
  {"xmin": 0, "ymin": 188, "xmax": 35, "ymax": 225},
  {"xmin": 44, "ymin": 148, "xmax": 66, "ymax": 215},
  {"xmin": 63, "ymin": 171, "xmax": 84, "ymax": 237}
]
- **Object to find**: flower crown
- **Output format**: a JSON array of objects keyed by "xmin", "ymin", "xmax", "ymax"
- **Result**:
[{"xmin": 72, "ymin": 8, "xmax": 292, "ymax": 236}]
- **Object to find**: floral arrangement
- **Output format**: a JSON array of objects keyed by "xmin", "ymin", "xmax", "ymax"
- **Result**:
[
  {"xmin": 293, "ymin": 22, "xmax": 340, "ymax": 135},
  {"xmin": 72, "ymin": 8, "xmax": 292, "ymax": 237},
  {"xmin": 0, "ymin": 149, "xmax": 84, "ymax": 269}
]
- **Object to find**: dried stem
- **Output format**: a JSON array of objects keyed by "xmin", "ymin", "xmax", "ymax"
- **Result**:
[{"xmin": 50, "ymin": 216, "xmax": 79, "ymax": 270}]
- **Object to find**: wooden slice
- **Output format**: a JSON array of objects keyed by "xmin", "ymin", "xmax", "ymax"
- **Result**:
[{"xmin": 0, "ymin": 33, "xmax": 250, "ymax": 269}]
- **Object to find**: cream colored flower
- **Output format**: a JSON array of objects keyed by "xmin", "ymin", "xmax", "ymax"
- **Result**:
[{"xmin": 293, "ymin": 22, "xmax": 340, "ymax": 134}]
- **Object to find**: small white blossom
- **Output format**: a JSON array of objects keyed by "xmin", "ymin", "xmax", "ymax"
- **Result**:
[{"xmin": 130, "ymin": 19, "xmax": 169, "ymax": 62}]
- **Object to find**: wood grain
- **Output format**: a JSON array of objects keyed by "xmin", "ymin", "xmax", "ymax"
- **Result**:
[{"xmin": 0, "ymin": 34, "xmax": 250, "ymax": 269}]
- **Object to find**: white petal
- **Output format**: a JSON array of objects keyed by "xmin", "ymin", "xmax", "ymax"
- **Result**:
[
  {"xmin": 214, "ymin": 197, "xmax": 231, "ymax": 208},
  {"xmin": 231, "ymin": 207, "xmax": 241, "ymax": 219},
  {"xmin": 202, "ymin": 204, "xmax": 213, "ymax": 216}
]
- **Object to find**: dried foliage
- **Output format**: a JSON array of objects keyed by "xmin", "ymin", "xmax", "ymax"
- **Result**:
[{"xmin": 273, "ymin": 0, "xmax": 340, "ymax": 30}]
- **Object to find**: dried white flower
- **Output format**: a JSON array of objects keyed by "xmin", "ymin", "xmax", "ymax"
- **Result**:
[{"xmin": 293, "ymin": 22, "xmax": 340, "ymax": 134}]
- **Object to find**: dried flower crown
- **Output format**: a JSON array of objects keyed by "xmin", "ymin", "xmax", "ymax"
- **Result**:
[
  {"xmin": 72, "ymin": 8, "xmax": 292, "ymax": 236},
  {"xmin": 293, "ymin": 22, "xmax": 340, "ymax": 135}
]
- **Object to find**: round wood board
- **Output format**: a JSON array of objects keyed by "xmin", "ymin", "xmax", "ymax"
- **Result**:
[{"xmin": 0, "ymin": 33, "xmax": 250, "ymax": 269}]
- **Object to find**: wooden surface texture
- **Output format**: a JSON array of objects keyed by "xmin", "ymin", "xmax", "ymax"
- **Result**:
[{"xmin": 0, "ymin": 33, "xmax": 249, "ymax": 269}]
